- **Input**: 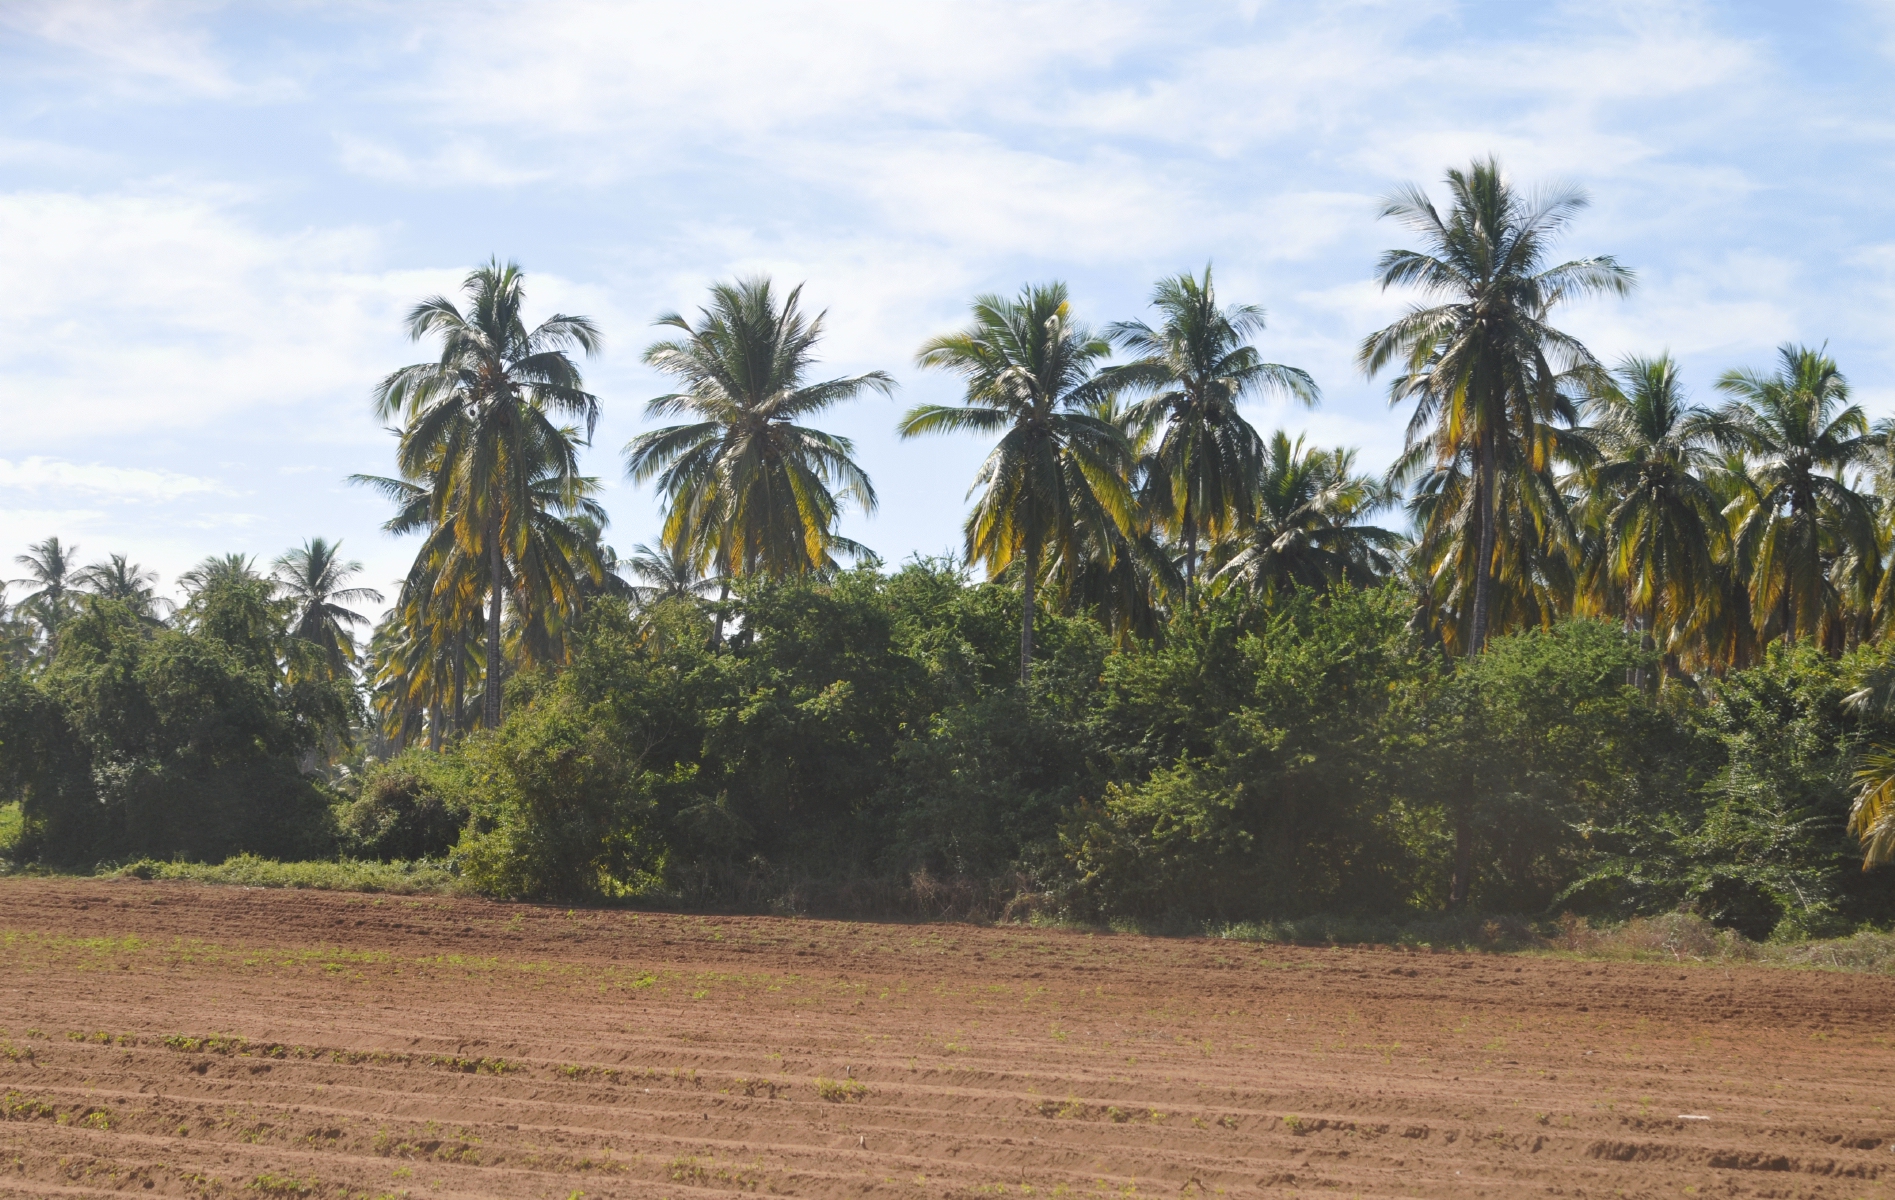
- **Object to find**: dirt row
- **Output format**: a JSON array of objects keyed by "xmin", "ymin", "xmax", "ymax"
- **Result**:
[{"xmin": 0, "ymin": 878, "xmax": 1890, "ymax": 1198}]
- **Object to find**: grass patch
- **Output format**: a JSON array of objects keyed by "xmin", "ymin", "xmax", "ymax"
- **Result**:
[
  {"xmin": 815, "ymin": 1076, "xmax": 868, "ymax": 1102},
  {"xmin": 0, "ymin": 803, "xmax": 21, "ymax": 858},
  {"xmin": 105, "ymin": 854, "xmax": 456, "ymax": 895},
  {"xmin": 1205, "ymin": 910, "xmax": 1895, "ymax": 972}
]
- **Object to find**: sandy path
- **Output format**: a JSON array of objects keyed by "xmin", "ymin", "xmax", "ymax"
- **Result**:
[{"xmin": 0, "ymin": 878, "xmax": 1889, "ymax": 1198}]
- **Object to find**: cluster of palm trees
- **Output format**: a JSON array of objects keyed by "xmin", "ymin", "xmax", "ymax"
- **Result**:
[
  {"xmin": 1, "ymin": 535, "xmax": 379, "ymax": 679},
  {"xmin": 360, "ymin": 158, "xmax": 1895, "ymax": 749}
]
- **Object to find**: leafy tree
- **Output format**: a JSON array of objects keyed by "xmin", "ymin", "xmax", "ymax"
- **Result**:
[
  {"xmin": 1359, "ymin": 157, "xmax": 1632, "ymax": 652},
  {"xmin": 374, "ymin": 259, "xmax": 602, "ymax": 729},
  {"xmin": 904, "ymin": 282, "xmax": 1132, "ymax": 682},
  {"xmin": 1103, "ymin": 265, "xmax": 1318, "ymax": 595},
  {"xmin": 1710, "ymin": 344, "xmax": 1875, "ymax": 647},
  {"xmin": 3, "ymin": 588, "xmax": 346, "ymax": 865}
]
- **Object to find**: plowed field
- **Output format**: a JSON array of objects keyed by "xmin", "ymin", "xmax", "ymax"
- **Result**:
[{"xmin": 0, "ymin": 880, "xmax": 1890, "ymax": 1199}]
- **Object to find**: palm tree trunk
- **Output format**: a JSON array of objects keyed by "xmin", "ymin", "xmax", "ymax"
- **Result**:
[
  {"xmin": 485, "ymin": 516, "xmax": 504, "ymax": 730},
  {"xmin": 451, "ymin": 631, "xmax": 466, "ymax": 737},
  {"xmin": 710, "ymin": 580, "xmax": 730, "ymax": 650},
  {"xmin": 1449, "ymin": 797, "xmax": 1473, "ymax": 910},
  {"xmin": 1467, "ymin": 436, "xmax": 1498, "ymax": 655},
  {"xmin": 1643, "ymin": 595, "xmax": 1660, "ymax": 691},
  {"xmin": 1182, "ymin": 490, "xmax": 1197, "ymax": 601},
  {"xmin": 1624, "ymin": 587, "xmax": 1642, "ymax": 689},
  {"xmin": 1020, "ymin": 541, "xmax": 1039, "ymax": 686}
]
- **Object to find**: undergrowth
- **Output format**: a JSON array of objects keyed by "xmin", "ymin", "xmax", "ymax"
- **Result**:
[
  {"xmin": 100, "ymin": 855, "xmax": 457, "ymax": 895},
  {"xmin": 1204, "ymin": 910, "xmax": 1895, "ymax": 971},
  {"xmin": 6, "ymin": 852, "xmax": 1891, "ymax": 972}
]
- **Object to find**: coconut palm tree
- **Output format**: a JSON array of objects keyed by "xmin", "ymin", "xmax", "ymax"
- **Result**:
[
  {"xmin": 273, "ymin": 538, "xmax": 385, "ymax": 679},
  {"xmin": 1211, "ymin": 432, "xmax": 1402, "ymax": 602},
  {"xmin": 1358, "ymin": 157, "xmax": 1633, "ymax": 653},
  {"xmin": 374, "ymin": 259, "xmax": 602, "ymax": 728},
  {"xmin": 626, "ymin": 277, "xmax": 890, "ymax": 589},
  {"xmin": 1040, "ymin": 397, "xmax": 1181, "ymax": 643},
  {"xmin": 1103, "ymin": 266, "xmax": 1318, "ymax": 596},
  {"xmin": 1709, "ymin": 344, "xmax": 1874, "ymax": 646},
  {"xmin": 903, "ymin": 282, "xmax": 1133, "ymax": 683},
  {"xmin": 624, "ymin": 540, "xmax": 720, "ymax": 608},
  {"xmin": 76, "ymin": 554, "xmax": 167, "ymax": 621},
  {"xmin": 1580, "ymin": 354, "xmax": 1722, "ymax": 672},
  {"xmin": 11, "ymin": 536, "xmax": 80, "ymax": 653}
]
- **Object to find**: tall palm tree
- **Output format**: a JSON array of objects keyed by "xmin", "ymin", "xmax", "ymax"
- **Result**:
[
  {"xmin": 76, "ymin": 554, "xmax": 167, "ymax": 621},
  {"xmin": 11, "ymin": 536, "xmax": 80, "ymax": 652},
  {"xmin": 1211, "ymin": 432, "xmax": 1402, "ymax": 602},
  {"xmin": 1710, "ymin": 344, "xmax": 1874, "ymax": 646},
  {"xmin": 1358, "ymin": 157, "xmax": 1633, "ymax": 653},
  {"xmin": 903, "ymin": 282, "xmax": 1132, "ymax": 683},
  {"xmin": 626, "ymin": 277, "xmax": 890, "ymax": 592},
  {"xmin": 1103, "ymin": 265, "xmax": 1318, "ymax": 595},
  {"xmin": 1580, "ymin": 353, "xmax": 1722, "ymax": 669},
  {"xmin": 273, "ymin": 538, "xmax": 385, "ymax": 679},
  {"xmin": 374, "ymin": 258, "xmax": 602, "ymax": 728}
]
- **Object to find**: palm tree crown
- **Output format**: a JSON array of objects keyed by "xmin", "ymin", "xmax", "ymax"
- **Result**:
[
  {"xmin": 1212, "ymin": 432, "xmax": 1402, "ymax": 602},
  {"xmin": 273, "ymin": 537, "xmax": 385, "ymax": 678},
  {"xmin": 178, "ymin": 553, "xmax": 266, "ymax": 596},
  {"xmin": 903, "ymin": 281, "xmax": 1132, "ymax": 683},
  {"xmin": 626, "ymin": 276, "xmax": 890, "ymax": 584},
  {"xmin": 1104, "ymin": 265, "xmax": 1318, "ymax": 595},
  {"xmin": 11, "ymin": 536, "xmax": 80, "ymax": 650},
  {"xmin": 76, "ymin": 554, "xmax": 166, "ymax": 622},
  {"xmin": 1710, "ymin": 343, "xmax": 1875, "ymax": 646}
]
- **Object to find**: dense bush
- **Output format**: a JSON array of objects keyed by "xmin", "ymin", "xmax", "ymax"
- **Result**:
[
  {"xmin": 0, "ymin": 585, "xmax": 350, "ymax": 865},
  {"xmin": 3, "ymin": 564, "xmax": 1890, "ymax": 933}
]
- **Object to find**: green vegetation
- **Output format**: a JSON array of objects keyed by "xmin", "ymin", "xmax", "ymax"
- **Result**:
[
  {"xmin": 109, "ymin": 855, "xmax": 455, "ymax": 895},
  {"xmin": 1, "ymin": 157, "xmax": 1893, "ymax": 942}
]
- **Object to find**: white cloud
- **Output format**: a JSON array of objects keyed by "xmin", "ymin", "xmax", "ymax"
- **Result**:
[
  {"xmin": 0, "ymin": 0, "xmax": 247, "ymax": 99},
  {"xmin": 0, "ymin": 188, "xmax": 461, "ymax": 443},
  {"xmin": 0, "ymin": 456, "xmax": 227, "ymax": 500}
]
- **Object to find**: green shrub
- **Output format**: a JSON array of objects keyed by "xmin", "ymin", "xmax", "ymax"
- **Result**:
[
  {"xmin": 454, "ymin": 689, "xmax": 660, "ymax": 901},
  {"xmin": 338, "ymin": 752, "xmax": 468, "ymax": 862}
]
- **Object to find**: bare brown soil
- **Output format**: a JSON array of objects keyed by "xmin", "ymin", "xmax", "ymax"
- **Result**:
[{"xmin": 0, "ymin": 879, "xmax": 1890, "ymax": 1199}]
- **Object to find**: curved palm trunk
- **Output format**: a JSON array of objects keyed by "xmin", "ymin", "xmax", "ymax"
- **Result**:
[
  {"xmin": 1467, "ymin": 434, "xmax": 1498, "ymax": 655},
  {"xmin": 485, "ymin": 516, "xmax": 504, "ymax": 729},
  {"xmin": 1020, "ymin": 541, "xmax": 1039, "ymax": 686}
]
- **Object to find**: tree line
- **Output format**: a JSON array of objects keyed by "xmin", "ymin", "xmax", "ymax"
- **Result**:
[{"xmin": 2, "ymin": 156, "xmax": 1892, "ymax": 924}]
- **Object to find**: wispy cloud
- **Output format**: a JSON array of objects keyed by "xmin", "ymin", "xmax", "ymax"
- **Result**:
[{"xmin": 0, "ymin": 456, "xmax": 228, "ymax": 501}]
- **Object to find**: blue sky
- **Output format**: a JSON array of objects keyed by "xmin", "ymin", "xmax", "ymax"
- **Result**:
[{"xmin": 2, "ymin": 1, "xmax": 1892, "ymax": 608}]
